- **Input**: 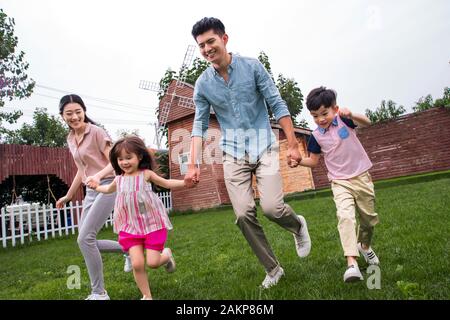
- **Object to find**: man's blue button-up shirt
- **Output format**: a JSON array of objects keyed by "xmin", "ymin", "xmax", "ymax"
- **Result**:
[{"xmin": 191, "ymin": 54, "xmax": 291, "ymax": 161}]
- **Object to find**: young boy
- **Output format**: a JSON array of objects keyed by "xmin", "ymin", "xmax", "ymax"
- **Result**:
[{"xmin": 299, "ymin": 87, "xmax": 380, "ymax": 282}]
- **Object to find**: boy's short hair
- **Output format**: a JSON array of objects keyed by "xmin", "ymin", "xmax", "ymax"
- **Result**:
[
  {"xmin": 306, "ymin": 87, "xmax": 337, "ymax": 111},
  {"xmin": 191, "ymin": 17, "xmax": 225, "ymax": 40}
]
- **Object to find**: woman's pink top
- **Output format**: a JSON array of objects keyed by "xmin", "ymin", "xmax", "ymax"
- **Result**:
[{"xmin": 67, "ymin": 123, "xmax": 114, "ymax": 183}]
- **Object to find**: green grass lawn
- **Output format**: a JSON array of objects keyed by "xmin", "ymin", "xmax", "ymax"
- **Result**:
[{"xmin": 1, "ymin": 173, "xmax": 449, "ymax": 300}]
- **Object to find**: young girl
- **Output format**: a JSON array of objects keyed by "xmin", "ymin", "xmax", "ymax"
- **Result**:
[{"xmin": 93, "ymin": 135, "xmax": 189, "ymax": 300}]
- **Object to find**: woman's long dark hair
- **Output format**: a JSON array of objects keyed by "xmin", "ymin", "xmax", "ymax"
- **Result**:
[
  {"xmin": 110, "ymin": 135, "xmax": 154, "ymax": 175},
  {"xmin": 59, "ymin": 94, "xmax": 97, "ymax": 127}
]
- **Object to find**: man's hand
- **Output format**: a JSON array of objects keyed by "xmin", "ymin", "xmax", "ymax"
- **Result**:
[
  {"xmin": 184, "ymin": 166, "xmax": 200, "ymax": 188},
  {"xmin": 287, "ymin": 145, "xmax": 302, "ymax": 168}
]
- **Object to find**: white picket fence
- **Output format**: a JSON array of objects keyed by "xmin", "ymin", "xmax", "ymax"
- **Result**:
[{"xmin": 0, "ymin": 191, "xmax": 172, "ymax": 248}]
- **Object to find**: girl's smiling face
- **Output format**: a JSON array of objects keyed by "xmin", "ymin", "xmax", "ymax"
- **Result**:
[{"xmin": 117, "ymin": 149, "xmax": 141, "ymax": 175}]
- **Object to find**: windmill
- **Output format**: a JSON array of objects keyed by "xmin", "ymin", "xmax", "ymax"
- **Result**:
[{"xmin": 139, "ymin": 45, "xmax": 197, "ymax": 148}]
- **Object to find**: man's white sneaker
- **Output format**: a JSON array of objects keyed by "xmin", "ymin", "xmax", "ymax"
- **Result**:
[
  {"xmin": 124, "ymin": 254, "xmax": 133, "ymax": 273},
  {"xmin": 343, "ymin": 265, "xmax": 364, "ymax": 283},
  {"xmin": 357, "ymin": 243, "xmax": 380, "ymax": 265},
  {"xmin": 85, "ymin": 291, "xmax": 110, "ymax": 300},
  {"xmin": 163, "ymin": 248, "xmax": 176, "ymax": 273},
  {"xmin": 293, "ymin": 215, "xmax": 311, "ymax": 257},
  {"xmin": 261, "ymin": 266, "xmax": 285, "ymax": 289}
]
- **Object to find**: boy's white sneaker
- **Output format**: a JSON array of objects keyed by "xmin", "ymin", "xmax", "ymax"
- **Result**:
[
  {"xmin": 261, "ymin": 266, "xmax": 285, "ymax": 289},
  {"xmin": 343, "ymin": 265, "xmax": 364, "ymax": 283},
  {"xmin": 124, "ymin": 254, "xmax": 133, "ymax": 272},
  {"xmin": 293, "ymin": 215, "xmax": 311, "ymax": 257},
  {"xmin": 357, "ymin": 243, "xmax": 380, "ymax": 265},
  {"xmin": 163, "ymin": 248, "xmax": 176, "ymax": 273},
  {"xmin": 85, "ymin": 291, "xmax": 110, "ymax": 300}
]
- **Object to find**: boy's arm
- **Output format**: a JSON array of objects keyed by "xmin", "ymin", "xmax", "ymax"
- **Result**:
[
  {"xmin": 95, "ymin": 179, "xmax": 117, "ymax": 194},
  {"xmin": 299, "ymin": 153, "xmax": 321, "ymax": 168},
  {"xmin": 145, "ymin": 170, "xmax": 188, "ymax": 190},
  {"xmin": 339, "ymin": 107, "xmax": 371, "ymax": 127}
]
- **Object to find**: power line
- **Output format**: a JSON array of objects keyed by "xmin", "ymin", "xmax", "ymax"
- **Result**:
[
  {"xmin": 36, "ymin": 84, "xmax": 155, "ymax": 111},
  {"xmin": 1, "ymin": 106, "xmax": 153, "ymax": 126},
  {"xmin": 33, "ymin": 92, "xmax": 156, "ymax": 118}
]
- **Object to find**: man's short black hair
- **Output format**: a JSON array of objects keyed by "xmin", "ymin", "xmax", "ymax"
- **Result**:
[
  {"xmin": 306, "ymin": 87, "xmax": 337, "ymax": 111},
  {"xmin": 191, "ymin": 17, "xmax": 225, "ymax": 40}
]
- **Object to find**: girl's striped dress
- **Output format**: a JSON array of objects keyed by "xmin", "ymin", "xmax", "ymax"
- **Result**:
[{"xmin": 113, "ymin": 171, "xmax": 172, "ymax": 235}]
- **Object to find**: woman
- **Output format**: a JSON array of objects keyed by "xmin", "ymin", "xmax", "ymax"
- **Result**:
[{"xmin": 56, "ymin": 94, "xmax": 131, "ymax": 300}]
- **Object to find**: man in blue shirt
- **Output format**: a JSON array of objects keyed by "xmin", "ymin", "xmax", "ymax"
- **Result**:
[{"xmin": 184, "ymin": 17, "xmax": 311, "ymax": 289}]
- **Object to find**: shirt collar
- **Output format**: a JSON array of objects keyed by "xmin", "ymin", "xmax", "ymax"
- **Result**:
[
  {"xmin": 213, "ymin": 52, "xmax": 235, "ymax": 76},
  {"xmin": 318, "ymin": 116, "xmax": 338, "ymax": 134},
  {"xmin": 68, "ymin": 122, "xmax": 91, "ymax": 143}
]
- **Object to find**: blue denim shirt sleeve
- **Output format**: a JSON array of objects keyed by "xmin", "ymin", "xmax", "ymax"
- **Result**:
[
  {"xmin": 254, "ymin": 61, "xmax": 291, "ymax": 121},
  {"xmin": 191, "ymin": 80, "xmax": 210, "ymax": 139}
]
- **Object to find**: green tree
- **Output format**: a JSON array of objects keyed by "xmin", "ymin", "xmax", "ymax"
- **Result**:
[
  {"xmin": 116, "ymin": 128, "xmax": 141, "ymax": 139},
  {"xmin": 5, "ymin": 107, "xmax": 68, "ymax": 147},
  {"xmin": 180, "ymin": 57, "xmax": 210, "ymax": 86},
  {"xmin": 258, "ymin": 51, "xmax": 308, "ymax": 128},
  {"xmin": 257, "ymin": 51, "xmax": 274, "ymax": 81},
  {"xmin": 433, "ymin": 87, "xmax": 450, "ymax": 109},
  {"xmin": 365, "ymin": 100, "xmax": 406, "ymax": 123},
  {"xmin": 413, "ymin": 94, "xmax": 434, "ymax": 112},
  {"xmin": 0, "ymin": 9, "xmax": 35, "ymax": 137}
]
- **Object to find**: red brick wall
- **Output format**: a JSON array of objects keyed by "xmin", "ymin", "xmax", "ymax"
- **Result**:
[
  {"xmin": 311, "ymin": 107, "xmax": 450, "ymax": 188},
  {"xmin": 168, "ymin": 115, "xmax": 228, "ymax": 211}
]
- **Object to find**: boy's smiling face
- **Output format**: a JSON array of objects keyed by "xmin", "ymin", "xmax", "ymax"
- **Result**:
[{"xmin": 310, "ymin": 105, "xmax": 339, "ymax": 129}]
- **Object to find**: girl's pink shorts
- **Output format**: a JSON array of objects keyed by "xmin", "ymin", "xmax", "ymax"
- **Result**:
[{"xmin": 118, "ymin": 228, "xmax": 167, "ymax": 252}]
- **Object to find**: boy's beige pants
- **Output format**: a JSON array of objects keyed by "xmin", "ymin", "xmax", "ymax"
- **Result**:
[
  {"xmin": 331, "ymin": 171, "xmax": 379, "ymax": 257},
  {"xmin": 222, "ymin": 149, "xmax": 303, "ymax": 275}
]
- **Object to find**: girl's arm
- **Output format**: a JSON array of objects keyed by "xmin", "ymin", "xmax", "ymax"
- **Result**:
[
  {"xmin": 56, "ymin": 169, "xmax": 83, "ymax": 208},
  {"xmin": 144, "ymin": 170, "xmax": 187, "ymax": 190},
  {"xmin": 95, "ymin": 179, "xmax": 117, "ymax": 194},
  {"xmin": 299, "ymin": 152, "xmax": 321, "ymax": 168}
]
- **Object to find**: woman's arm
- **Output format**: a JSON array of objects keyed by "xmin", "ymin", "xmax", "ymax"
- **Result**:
[
  {"xmin": 56, "ymin": 169, "xmax": 83, "ymax": 208},
  {"xmin": 95, "ymin": 179, "xmax": 117, "ymax": 194},
  {"xmin": 86, "ymin": 144, "xmax": 115, "ymax": 189},
  {"xmin": 145, "ymin": 170, "xmax": 187, "ymax": 190}
]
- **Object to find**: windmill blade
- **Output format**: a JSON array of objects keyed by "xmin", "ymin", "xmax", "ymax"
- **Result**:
[
  {"xmin": 177, "ymin": 96, "xmax": 195, "ymax": 110},
  {"xmin": 159, "ymin": 102, "xmax": 171, "ymax": 126},
  {"xmin": 139, "ymin": 80, "xmax": 160, "ymax": 92},
  {"xmin": 177, "ymin": 45, "xmax": 196, "ymax": 87}
]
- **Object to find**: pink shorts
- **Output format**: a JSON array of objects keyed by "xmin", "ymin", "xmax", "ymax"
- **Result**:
[{"xmin": 118, "ymin": 228, "xmax": 167, "ymax": 252}]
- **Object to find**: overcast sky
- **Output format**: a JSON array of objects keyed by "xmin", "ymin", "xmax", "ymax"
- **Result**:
[{"xmin": 2, "ymin": 0, "xmax": 449, "ymax": 147}]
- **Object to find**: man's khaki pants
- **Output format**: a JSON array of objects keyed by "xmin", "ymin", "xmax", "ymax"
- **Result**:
[
  {"xmin": 331, "ymin": 171, "xmax": 379, "ymax": 257},
  {"xmin": 223, "ymin": 149, "xmax": 302, "ymax": 275}
]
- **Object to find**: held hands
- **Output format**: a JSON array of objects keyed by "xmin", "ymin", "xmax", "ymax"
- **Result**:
[
  {"xmin": 287, "ymin": 145, "xmax": 302, "ymax": 168},
  {"xmin": 86, "ymin": 175, "xmax": 100, "ymax": 189},
  {"xmin": 184, "ymin": 165, "xmax": 200, "ymax": 188}
]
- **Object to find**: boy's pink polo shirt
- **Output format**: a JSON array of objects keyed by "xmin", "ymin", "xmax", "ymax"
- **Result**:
[
  {"xmin": 309, "ymin": 115, "xmax": 372, "ymax": 181},
  {"xmin": 67, "ymin": 123, "xmax": 114, "ymax": 183}
]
